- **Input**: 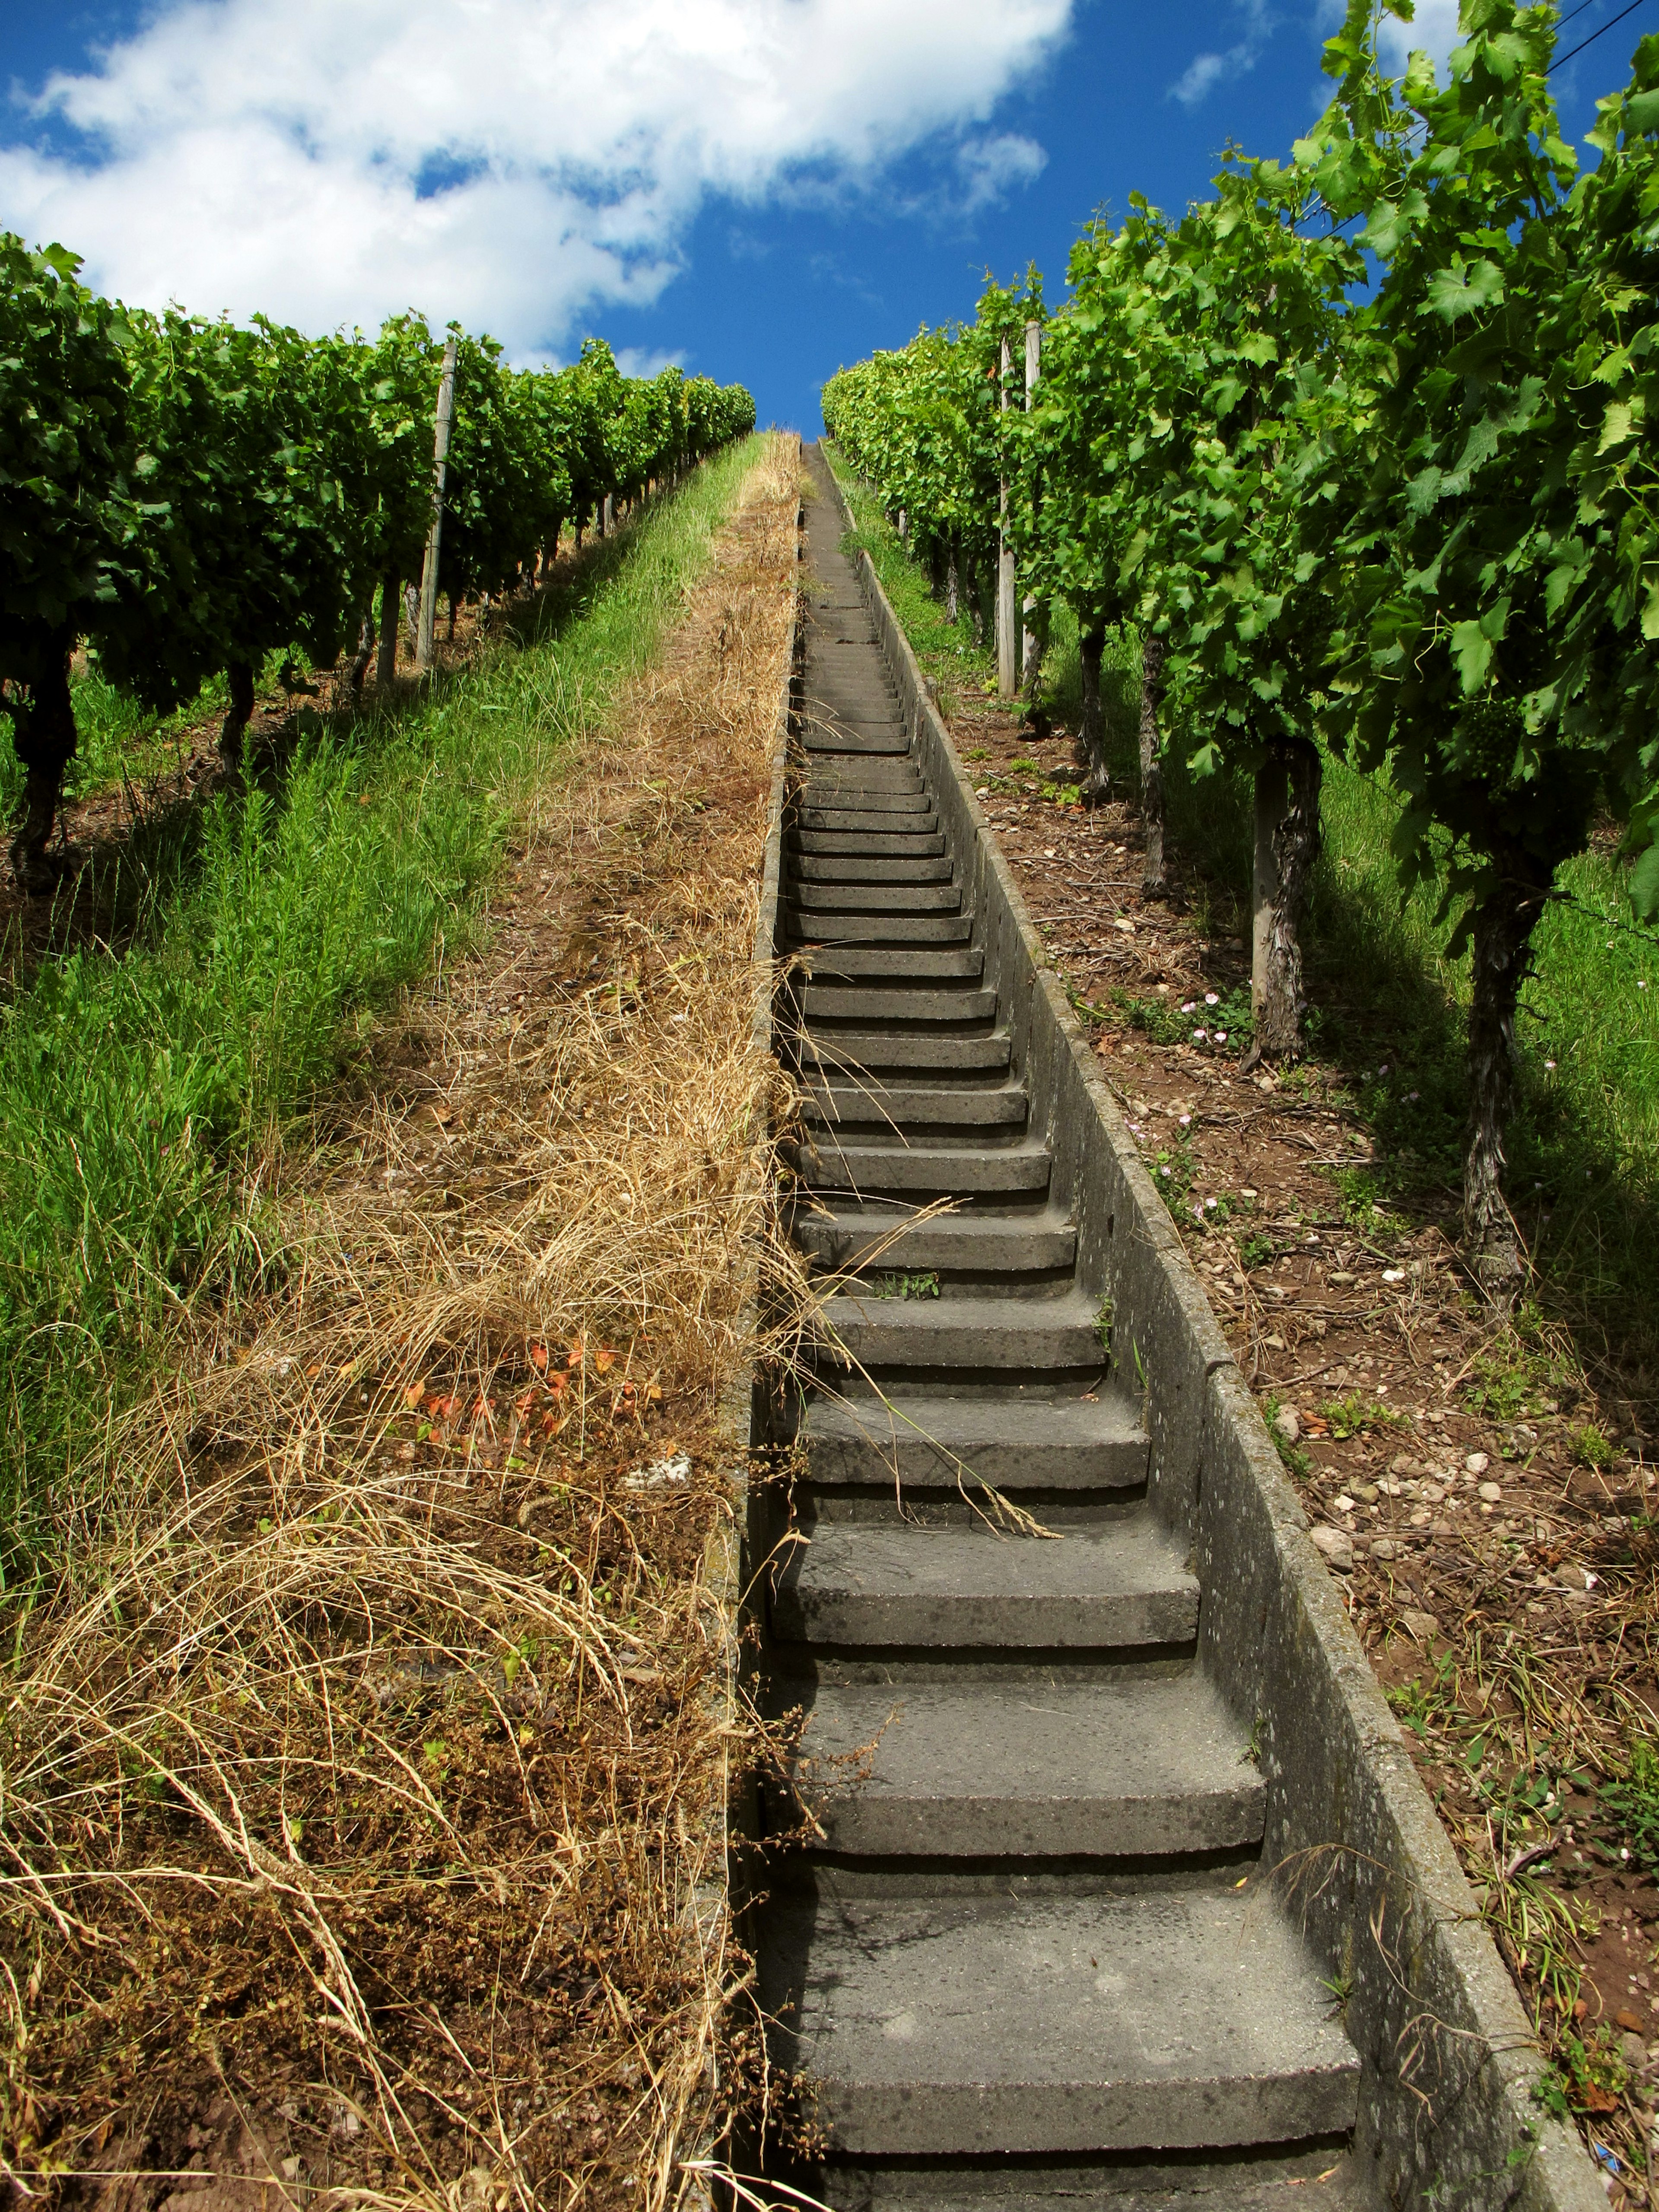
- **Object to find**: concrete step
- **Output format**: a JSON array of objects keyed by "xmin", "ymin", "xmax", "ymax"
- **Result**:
[
  {"xmin": 795, "ymin": 857, "xmax": 955, "ymax": 886},
  {"xmin": 801, "ymin": 801, "xmax": 938, "ymax": 827},
  {"xmin": 798, "ymin": 1031, "xmax": 1011, "ymax": 1074},
  {"xmin": 802, "ymin": 1389, "xmax": 1146, "ymax": 1493},
  {"xmin": 800, "ymin": 2156, "xmax": 1380, "ymax": 2212},
  {"xmin": 795, "ymin": 830, "xmax": 949, "ymax": 858},
  {"xmin": 795, "ymin": 1142, "xmax": 1050, "ymax": 1199},
  {"xmin": 788, "ymin": 914, "xmax": 973, "ymax": 947},
  {"xmin": 803, "ymin": 1082, "xmax": 1024, "ymax": 1128},
  {"xmin": 794, "ymin": 1210, "xmax": 1075, "ymax": 1281},
  {"xmin": 801, "ymin": 985, "xmax": 998, "ymax": 1022},
  {"xmin": 758, "ymin": 1881, "xmax": 1360, "ymax": 2156},
  {"xmin": 803, "ymin": 730, "xmax": 911, "ymax": 756},
  {"xmin": 816, "ymin": 1292, "xmax": 1105, "ymax": 1373},
  {"xmin": 802, "ymin": 765, "xmax": 924, "ymax": 795},
  {"xmin": 790, "ymin": 884, "xmax": 962, "ymax": 914},
  {"xmin": 772, "ymin": 1519, "xmax": 1196, "ymax": 1649},
  {"xmin": 799, "ymin": 808, "xmax": 938, "ymax": 833},
  {"xmin": 788, "ymin": 1671, "xmax": 1265, "ymax": 1858},
  {"xmin": 804, "ymin": 947, "xmax": 984, "ymax": 983}
]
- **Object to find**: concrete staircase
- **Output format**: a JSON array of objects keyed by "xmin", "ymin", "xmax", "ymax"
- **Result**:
[{"xmin": 744, "ymin": 453, "xmax": 1374, "ymax": 2208}]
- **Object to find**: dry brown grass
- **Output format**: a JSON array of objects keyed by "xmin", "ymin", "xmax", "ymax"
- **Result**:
[{"xmin": 0, "ymin": 435, "xmax": 804, "ymax": 2212}]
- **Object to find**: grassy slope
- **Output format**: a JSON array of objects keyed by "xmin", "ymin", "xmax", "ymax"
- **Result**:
[
  {"xmin": 0, "ymin": 438, "xmax": 763, "ymax": 1547},
  {"xmin": 830, "ymin": 447, "xmax": 1659, "ymax": 1402}
]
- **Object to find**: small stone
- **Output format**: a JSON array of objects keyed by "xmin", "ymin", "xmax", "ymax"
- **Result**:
[
  {"xmin": 1420, "ymin": 1483, "xmax": 1444, "ymax": 1504},
  {"xmin": 1408, "ymin": 1508, "xmax": 1431, "ymax": 1528},
  {"xmin": 1311, "ymin": 1526, "xmax": 1354, "ymax": 1572},
  {"xmin": 1465, "ymin": 1451, "xmax": 1490, "ymax": 1475},
  {"xmin": 1370, "ymin": 1537, "xmax": 1399, "ymax": 1560},
  {"xmin": 1112, "ymin": 915, "xmax": 1135, "ymax": 934},
  {"xmin": 1478, "ymin": 1481, "xmax": 1502, "ymax": 1504},
  {"xmin": 1263, "ymin": 1332, "xmax": 1287, "ymax": 1351},
  {"xmin": 1400, "ymin": 1608, "xmax": 1440, "ymax": 1642},
  {"xmin": 1329, "ymin": 1271, "xmax": 1357, "ymax": 1286},
  {"xmin": 1333, "ymin": 1494, "xmax": 1355, "ymax": 1513},
  {"xmin": 1309, "ymin": 1318, "xmax": 1328, "ymax": 1338},
  {"xmin": 1389, "ymin": 1453, "xmax": 1430, "ymax": 1479},
  {"xmin": 1354, "ymin": 1484, "xmax": 1379, "ymax": 1503},
  {"xmin": 1273, "ymin": 1406, "xmax": 1302, "ymax": 1444},
  {"xmin": 1623, "ymin": 2033, "xmax": 1648, "ymax": 2068}
]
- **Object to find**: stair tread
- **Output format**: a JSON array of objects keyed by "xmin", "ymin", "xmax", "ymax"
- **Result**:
[
  {"xmin": 805, "ymin": 1389, "xmax": 1143, "ymax": 1461},
  {"xmin": 799, "ymin": 1031, "xmax": 1012, "ymax": 1071},
  {"xmin": 804, "ymin": 1082, "xmax": 1023, "ymax": 1123},
  {"xmin": 760, "ymin": 1882, "xmax": 1360, "ymax": 2155},
  {"xmin": 775, "ymin": 1519, "xmax": 1197, "ymax": 1647},
  {"xmin": 793, "ymin": 1671, "xmax": 1265, "ymax": 1856}
]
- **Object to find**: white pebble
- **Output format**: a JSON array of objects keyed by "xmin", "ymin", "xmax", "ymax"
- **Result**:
[{"xmin": 1465, "ymin": 1451, "xmax": 1490, "ymax": 1475}]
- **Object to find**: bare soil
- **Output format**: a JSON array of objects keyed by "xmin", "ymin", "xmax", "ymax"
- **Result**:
[{"xmin": 941, "ymin": 680, "xmax": 1659, "ymax": 2196}]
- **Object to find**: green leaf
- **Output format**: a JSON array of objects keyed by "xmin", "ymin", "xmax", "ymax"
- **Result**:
[
  {"xmin": 1450, "ymin": 619, "xmax": 1494, "ymax": 692},
  {"xmin": 1631, "ymin": 840, "xmax": 1659, "ymax": 922},
  {"xmin": 1425, "ymin": 259, "xmax": 1505, "ymax": 323},
  {"xmin": 1599, "ymin": 400, "xmax": 1637, "ymax": 454}
]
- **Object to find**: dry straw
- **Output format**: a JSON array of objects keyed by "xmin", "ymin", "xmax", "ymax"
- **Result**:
[{"xmin": 1, "ymin": 435, "xmax": 805, "ymax": 2212}]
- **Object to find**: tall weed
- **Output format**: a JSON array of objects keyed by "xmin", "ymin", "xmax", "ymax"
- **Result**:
[{"xmin": 0, "ymin": 438, "xmax": 761, "ymax": 1549}]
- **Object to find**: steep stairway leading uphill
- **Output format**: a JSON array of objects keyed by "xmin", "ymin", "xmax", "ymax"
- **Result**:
[{"xmin": 745, "ymin": 448, "xmax": 1376, "ymax": 2209}]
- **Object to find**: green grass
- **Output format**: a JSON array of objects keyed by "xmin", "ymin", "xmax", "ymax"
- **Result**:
[
  {"xmin": 0, "ymin": 436, "xmax": 764, "ymax": 1555},
  {"xmin": 823, "ymin": 443, "xmax": 1659, "ymax": 1403}
]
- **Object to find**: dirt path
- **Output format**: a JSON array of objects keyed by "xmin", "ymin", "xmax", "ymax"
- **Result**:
[
  {"xmin": 3, "ymin": 438, "xmax": 801, "ymax": 2212},
  {"xmin": 929, "ymin": 680, "xmax": 1659, "ymax": 2188}
]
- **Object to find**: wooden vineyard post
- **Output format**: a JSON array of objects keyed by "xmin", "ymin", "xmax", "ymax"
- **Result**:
[
  {"xmin": 415, "ymin": 334, "xmax": 459, "ymax": 675},
  {"xmin": 1021, "ymin": 319, "xmax": 1042, "ymax": 689},
  {"xmin": 997, "ymin": 336, "xmax": 1016, "ymax": 701}
]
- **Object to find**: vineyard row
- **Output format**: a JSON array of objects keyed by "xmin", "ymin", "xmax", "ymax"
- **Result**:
[
  {"xmin": 0, "ymin": 234, "xmax": 755, "ymax": 889},
  {"xmin": 821, "ymin": 0, "xmax": 1659, "ymax": 1297}
]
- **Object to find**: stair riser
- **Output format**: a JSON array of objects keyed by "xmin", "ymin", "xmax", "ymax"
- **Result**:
[
  {"xmin": 773, "ymin": 1592, "xmax": 1199, "ymax": 1648},
  {"xmin": 795, "ymin": 860, "xmax": 956, "ymax": 886},
  {"xmin": 801, "ymin": 987, "xmax": 998, "ymax": 1021},
  {"xmin": 795, "ymin": 1157, "xmax": 1050, "ymax": 1199},
  {"xmin": 791, "ymin": 1792, "xmax": 1266, "ymax": 1860},
  {"xmin": 816, "ymin": 1324, "xmax": 1105, "ymax": 1369},
  {"xmin": 791, "ymin": 887, "xmax": 962, "ymax": 915},
  {"xmin": 789, "ymin": 918, "xmax": 973, "ymax": 947},
  {"xmin": 794, "ymin": 1224, "xmax": 1069, "ymax": 1272},
  {"xmin": 801, "ymin": 1440, "xmax": 1148, "ymax": 1492},
  {"xmin": 792, "ymin": 2076, "xmax": 1361, "ymax": 2161},
  {"xmin": 804, "ymin": 1093, "xmax": 1024, "ymax": 1128},
  {"xmin": 799, "ymin": 1036, "xmax": 1012, "ymax": 1073},
  {"xmin": 804, "ymin": 951, "xmax": 984, "ymax": 982},
  {"xmin": 795, "ymin": 832, "xmax": 950, "ymax": 858}
]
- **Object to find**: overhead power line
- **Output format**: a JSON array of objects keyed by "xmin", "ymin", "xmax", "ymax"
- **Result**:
[{"xmin": 1550, "ymin": 0, "xmax": 1653, "ymax": 72}]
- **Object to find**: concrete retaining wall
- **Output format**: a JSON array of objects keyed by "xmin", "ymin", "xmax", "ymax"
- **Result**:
[{"xmin": 812, "ymin": 460, "xmax": 1602, "ymax": 2212}]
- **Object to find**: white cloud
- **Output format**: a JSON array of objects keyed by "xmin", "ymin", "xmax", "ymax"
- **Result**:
[
  {"xmin": 1169, "ymin": 0, "xmax": 1273, "ymax": 108},
  {"xmin": 1170, "ymin": 51, "xmax": 1236, "ymax": 107},
  {"xmin": 956, "ymin": 131, "xmax": 1048, "ymax": 213},
  {"xmin": 1377, "ymin": 0, "xmax": 1462, "ymax": 83},
  {"xmin": 0, "ymin": 0, "xmax": 1071, "ymax": 359}
]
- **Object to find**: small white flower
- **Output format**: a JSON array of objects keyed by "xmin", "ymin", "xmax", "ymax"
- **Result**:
[
  {"xmin": 1640, "ymin": 980, "xmax": 1649, "ymax": 990},
  {"xmin": 1181, "ymin": 1001, "xmax": 1196, "ymax": 1013},
  {"xmin": 1214, "ymin": 1031, "xmax": 1228, "ymax": 1043},
  {"xmin": 1159, "ymin": 1165, "xmax": 1172, "ymax": 1178},
  {"xmin": 1408, "ymin": 1090, "xmax": 1420, "ymax": 1101},
  {"xmin": 1377, "ymin": 1062, "xmax": 1389, "ymax": 1075},
  {"xmin": 1205, "ymin": 1197, "xmax": 1218, "ymax": 1211},
  {"xmin": 1192, "ymin": 1029, "xmax": 1208, "ymax": 1042},
  {"xmin": 1178, "ymin": 1113, "xmax": 1192, "ymax": 1126},
  {"xmin": 1204, "ymin": 992, "xmax": 1219, "ymax": 1006},
  {"xmin": 1545, "ymin": 1059, "xmax": 1556, "ymax": 1069}
]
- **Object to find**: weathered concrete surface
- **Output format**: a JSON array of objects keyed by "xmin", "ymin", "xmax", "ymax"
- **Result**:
[
  {"xmin": 792, "ymin": 1671, "xmax": 1266, "ymax": 1856},
  {"xmin": 819, "ymin": 453, "xmax": 1603, "ymax": 2210},
  {"xmin": 760, "ymin": 1882, "xmax": 1360, "ymax": 2155},
  {"xmin": 773, "ymin": 1519, "xmax": 1197, "ymax": 1647}
]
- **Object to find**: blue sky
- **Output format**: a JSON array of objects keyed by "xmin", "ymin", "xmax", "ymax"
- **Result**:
[{"xmin": 2, "ymin": 0, "xmax": 1653, "ymax": 432}]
